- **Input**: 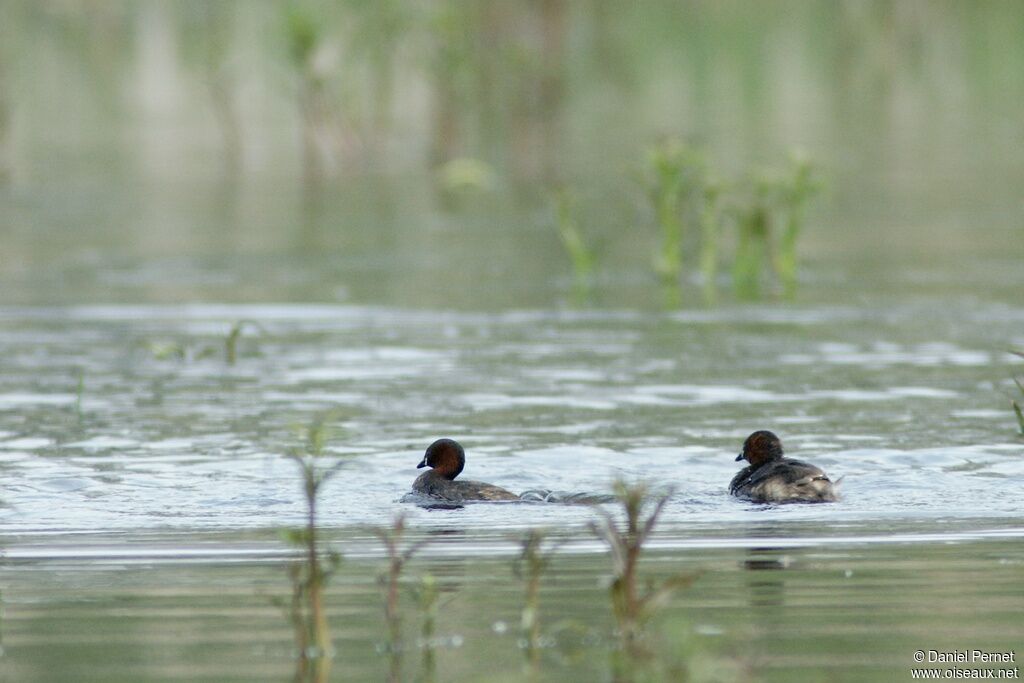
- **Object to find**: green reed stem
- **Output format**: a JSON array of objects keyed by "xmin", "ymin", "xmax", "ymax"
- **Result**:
[
  {"xmin": 553, "ymin": 188, "xmax": 595, "ymax": 293},
  {"xmin": 1008, "ymin": 352, "xmax": 1024, "ymax": 436},
  {"xmin": 415, "ymin": 574, "xmax": 440, "ymax": 683},
  {"xmin": 589, "ymin": 480, "xmax": 697, "ymax": 681},
  {"xmin": 699, "ymin": 182, "xmax": 723, "ymax": 301},
  {"xmin": 75, "ymin": 370, "xmax": 85, "ymax": 420},
  {"xmin": 224, "ymin": 319, "xmax": 263, "ymax": 365},
  {"xmin": 733, "ymin": 203, "xmax": 769, "ymax": 300},
  {"xmin": 646, "ymin": 139, "xmax": 704, "ymax": 283},
  {"xmin": 374, "ymin": 514, "xmax": 431, "ymax": 683},
  {"xmin": 280, "ymin": 417, "xmax": 346, "ymax": 683},
  {"xmin": 775, "ymin": 154, "xmax": 818, "ymax": 297},
  {"xmin": 514, "ymin": 529, "xmax": 562, "ymax": 672},
  {"xmin": 1012, "ymin": 377, "xmax": 1024, "ymax": 435},
  {"xmin": 650, "ymin": 167, "xmax": 682, "ymax": 280}
]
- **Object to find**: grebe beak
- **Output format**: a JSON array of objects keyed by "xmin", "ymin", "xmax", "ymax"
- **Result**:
[
  {"xmin": 417, "ymin": 456, "xmax": 428, "ymax": 469},
  {"xmin": 735, "ymin": 452, "xmax": 745, "ymax": 462}
]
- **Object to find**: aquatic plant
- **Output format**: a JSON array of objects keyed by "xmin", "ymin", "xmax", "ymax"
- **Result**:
[
  {"xmin": 645, "ymin": 138, "xmax": 705, "ymax": 283},
  {"xmin": 139, "ymin": 321, "xmax": 262, "ymax": 366},
  {"xmin": 285, "ymin": 4, "xmax": 320, "ymax": 75},
  {"xmin": 730, "ymin": 179, "xmax": 773, "ymax": 300},
  {"xmin": 426, "ymin": 2, "xmax": 474, "ymax": 167},
  {"xmin": 773, "ymin": 152, "xmax": 820, "ymax": 297},
  {"xmin": 345, "ymin": 0, "xmax": 412, "ymax": 143},
  {"xmin": 412, "ymin": 573, "xmax": 440, "ymax": 683},
  {"xmin": 0, "ymin": 55, "xmax": 10, "ymax": 184},
  {"xmin": 1014, "ymin": 390, "xmax": 1024, "ymax": 435},
  {"xmin": 552, "ymin": 188, "xmax": 595, "ymax": 296},
  {"xmin": 75, "ymin": 369, "xmax": 85, "ymax": 420},
  {"xmin": 726, "ymin": 153, "xmax": 820, "ymax": 300},
  {"xmin": 224, "ymin": 319, "xmax": 263, "ymax": 365},
  {"xmin": 142, "ymin": 340, "xmax": 188, "ymax": 361},
  {"xmin": 278, "ymin": 416, "xmax": 346, "ymax": 683},
  {"xmin": 283, "ymin": 0, "xmax": 324, "ymax": 167},
  {"xmin": 176, "ymin": 2, "xmax": 241, "ymax": 172},
  {"xmin": 1011, "ymin": 351, "xmax": 1024, "ymax": 435},
  {"xmin": 435, "ymin": 157, "xmax": 497, "ymax": 195},
  {"xmin": 638, "ymin": 140, "xmax": 820, "ymax": 300},
  {"xmin": 282, "ymin": 2, "xmax": 352, "ymax": 181},
  {"xmin": 589, "ymin": 480, "xmax": 696, "ymax": 676},
  {"xmin": 698, "ymin": 178, "xmax": 725, "ymax": 301},
  {"xmin": 513, "ymin": 529, "xmax": 564, "ymax": 671},
  {"xmin": 373, "ymin": 514, "xmax": 431, "ymax": 683}
]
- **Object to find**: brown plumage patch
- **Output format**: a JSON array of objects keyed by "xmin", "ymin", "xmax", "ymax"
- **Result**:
[
  {"xmin": 732, "ymin": 431, "xmax": 838, "ymax": 503},
  {"xmin": 741, "ymin": 430, "xmax": 784, "ymax": 467},
  {"xmin": 413, "ymin": 438, "xmax": 518, "ymax": 502}
]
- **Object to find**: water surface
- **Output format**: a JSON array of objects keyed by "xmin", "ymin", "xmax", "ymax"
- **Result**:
[
  {"xmin": 1, "ymin": 290, "xmax": 1022, "ymax": 681},
  {"xmin": 2, "ymin": 2, "xmax": 1024, "ymax": 679}
]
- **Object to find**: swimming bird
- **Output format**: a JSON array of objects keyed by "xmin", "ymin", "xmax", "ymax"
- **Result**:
[
  {"xmin": 730, "ymin": 430, "xmax": 838, "ymax": 503},
  {"xmin": 412, "ymin": 438, "xmax": 518, "ymax": 503}
]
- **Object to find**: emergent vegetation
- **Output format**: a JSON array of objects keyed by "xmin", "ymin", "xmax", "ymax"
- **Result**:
[
  {"xmin": 589, "ymin": 480, "xmax": 698, "ymax": 679},
  {"xmin": 278, "ymin": 417, "xmax": 346, "ymax": 683}
]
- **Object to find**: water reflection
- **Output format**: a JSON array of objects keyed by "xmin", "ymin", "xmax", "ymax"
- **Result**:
[
  {"xmin": 3, "ymin": 3, "xmax": 1023, "ymax": 311},
  {"xmin": 742, "ymin": 546, "xmax": 791, "ymax": 609},
  {"xmin": 1, "ymin": 531, "xmax": 1022, "ymax": 681}
]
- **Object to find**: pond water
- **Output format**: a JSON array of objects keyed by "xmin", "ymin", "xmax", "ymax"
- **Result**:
[
  {"xmin": 3, "ymin": 2, "xmax": 1024, "ymax": 680},
  {"xmin": 0, "ymin": 293, "xmax": 1022, "ymax": 535},
  {"xmin": 1, "ymin": 275, "xmax": 1022, "ymax": 681}
]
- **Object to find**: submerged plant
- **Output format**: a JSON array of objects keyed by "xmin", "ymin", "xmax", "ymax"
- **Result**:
[
  {"xmin": 645, "ymin": 139, "xmax": 705, "ymax": 283},
  {"xmin": 277, "ymin": 416, "xmax": 346, "ymax": 683},
  {"xmin": 513, "ymin": 529, "xmax": 564, "ymax": 672},
  {"xmin": 373, "ymin": 514, "xmax": 431, "ymax": 683},
  {"xmin": 552, "ymin": 188, "xmax": 595, "ymax": 296},
  {"xmin": 589, "ymin": 480, "xmax": 697, "ymax": 677}
]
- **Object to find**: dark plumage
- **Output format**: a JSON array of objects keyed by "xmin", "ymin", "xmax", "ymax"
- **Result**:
[
  {"xmin": 730, "ymin": 430, "xmax": 838, "ymax": 504},
  {"xmin": 412, "ymin": 438, "xmax": 518, "ymax": 503}
]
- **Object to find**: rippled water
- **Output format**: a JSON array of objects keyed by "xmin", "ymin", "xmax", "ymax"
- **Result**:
[
  {"xmin": 1, "ymin": 295, "xmax": 1021, "ymax": 534},
  {"xmin": 4, "ymin": 1, "xmax": 1024, "ymax": 677},
  {"xmin": 1, "ymin": 283, "xmax": 1022, "ymax": 680}
]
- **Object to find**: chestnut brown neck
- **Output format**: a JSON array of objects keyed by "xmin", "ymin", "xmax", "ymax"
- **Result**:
[
  {"xmin": 420, "ymin": 438, "xmax": 466, "ymax": 481},
  {"xmin": 742, "ymin": 430, "xmax": 784, "ymax": 467}
]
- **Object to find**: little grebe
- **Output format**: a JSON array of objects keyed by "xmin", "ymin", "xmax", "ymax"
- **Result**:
[
  {"xmin": 412, "ymin": 438, "xmax": 518, "ymax": 503},
  {"xmin": 730, "ymin": 430, "xmax": 838, "ymax": 503}
]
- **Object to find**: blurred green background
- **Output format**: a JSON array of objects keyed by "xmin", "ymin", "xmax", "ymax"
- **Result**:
[{"xmin": 0, "ymin": 0, "xmax": 1021, "ymax": 307}]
